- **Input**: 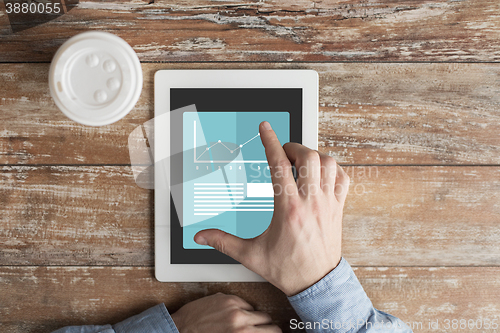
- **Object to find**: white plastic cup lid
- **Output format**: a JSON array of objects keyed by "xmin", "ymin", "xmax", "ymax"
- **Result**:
[{"xmin": 49, "ymin": 31, "xmax": 143, "ymax": 126}]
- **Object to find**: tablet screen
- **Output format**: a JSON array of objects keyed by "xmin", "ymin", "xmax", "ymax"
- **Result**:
[{"xmin": 171, "ymin": 88, "xmax": 302, "ymax": 264}]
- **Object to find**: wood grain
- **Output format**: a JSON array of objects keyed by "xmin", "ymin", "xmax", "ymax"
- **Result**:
[
  {"xmin": 0, "ymin": 166, "xmax": 152, "ymax": 266},
  {"xmin": 1, "ymin": 165, "xmax": 499, "ymax": 266},
  {"xmin": 343, "ymin": 165, "xmax": 500, "ymax": 266},
  {"xmin": 1, "ymin": 266, "xmax": 499, "ymax": 333},
  {"xmin": 2, "ymin": 0, "xmax": 499, "ymax": 331},
  {"xmin": 1, "ymin": 0, "xmax": 500, "ymax": 62},
  {"xmin": 0, "ymin": 63, "xmax": 152, "ymax": 165},
  {"xmin": 1, "ymin": 62, "xmax": 499, "ymax": 165}
]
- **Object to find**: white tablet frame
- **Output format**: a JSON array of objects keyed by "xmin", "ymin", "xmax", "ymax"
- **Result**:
[{"xmin": 154, "ymin": 69, "xmax": 318, "ymax": 282}]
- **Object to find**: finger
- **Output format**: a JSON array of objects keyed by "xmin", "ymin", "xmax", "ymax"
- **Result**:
[
  {"xmin": 253, "ymin": 324, "xmax": 282, "ymax": 332},
  {"xmin": 226, "ymin": 295, "xmax": 255, "ymax": 311},
  {"xmin": 318, "ymin": 151, "xmax": 338, "ymax": 195},
  {"xmin": 259, "ymin": 121, "xmax": 297, "ymax": 196},
  {"xmin": 282, "ymin": 142, "xmax": 321, "ymax": 196},
  {"xmin": 211, "ymin": 293, "xmax": 254, "ymax": 311},
  {"xmin": 334, "ymin": 164, "xmax": 350, "ymax": 203},
  {"xmin": 242, "ymin": 310, "xmax": 273, "ymax": 326},
  {"xmin": 194, "ymin": 229, "xmax": 250, "ymax": 264}
]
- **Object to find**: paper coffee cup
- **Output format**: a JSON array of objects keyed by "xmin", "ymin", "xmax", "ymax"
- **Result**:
[{"xmin": 49, "ymin": 31, "xmax": 142, "ymax": 126}]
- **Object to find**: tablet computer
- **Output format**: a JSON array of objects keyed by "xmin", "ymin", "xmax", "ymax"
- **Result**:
[{"xmin": 154, "ymin": 70, "xmax": 318, "ymax": 282}]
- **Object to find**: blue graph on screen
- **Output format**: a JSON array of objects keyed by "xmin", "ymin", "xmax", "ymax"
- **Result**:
[
  {"xmin": 190, "ymin": 112, "xmax": 288, "ymax": 163},
  {"xmin": 194, "ymin": 126, "xmax": 264, "ymax": 163},
  {"xmin": 182, "ymin": 111, "xmax": 290, "ymax": 249}
]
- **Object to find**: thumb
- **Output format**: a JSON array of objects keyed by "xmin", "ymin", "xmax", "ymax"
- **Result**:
[{"xmin": 194, "ymin": 229, "xmax": 249, "ymax": 263}]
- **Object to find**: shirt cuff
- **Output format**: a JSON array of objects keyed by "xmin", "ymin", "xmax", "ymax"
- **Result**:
[
  {"xmin": 113, "ymin": 304, "xmax": 180, "ymax": 333},
  {"xmin": 287, "ymin": 257, "xmax": 374, "ymax": 330}
]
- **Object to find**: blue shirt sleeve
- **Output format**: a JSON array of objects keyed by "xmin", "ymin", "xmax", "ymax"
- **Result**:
[
  {"xmin": 51, "ymin": 304, "xmax": 179, "ymax": 333},
  {"xmin": 288, "ymin": 258, "xmax": 413, "ymax": 333}
]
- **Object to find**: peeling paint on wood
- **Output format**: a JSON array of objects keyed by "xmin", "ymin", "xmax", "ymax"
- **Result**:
[
  {"xmin": 0, "ymin": 0, "xmax": 499, "ymax": 62},
  {"xmin": 1, "ymin": 1, "xmax": 500, "ymax": 330},
  {"xmin": 0, "ymin": 166, "xmax": 152, "ymax": 266},
  {"xmin": 1, "ymin": 63, "xmax": 499, "ymax": 165},
  {"xmin": 0, "ymin": 166, "xmax": 499, "ymax": 266},
  {"xmin": 1, "ymin": 266, "xmax": 499, "ymax": 333}
]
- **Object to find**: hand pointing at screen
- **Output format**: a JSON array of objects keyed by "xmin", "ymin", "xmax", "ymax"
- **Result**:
[
  {"xmin": 194, "ymin": 121, "xmax": 350, "ymax": 296},
  {"xmin": 53, "ymin": 122, "xmax": 412, "ymax": 333}
]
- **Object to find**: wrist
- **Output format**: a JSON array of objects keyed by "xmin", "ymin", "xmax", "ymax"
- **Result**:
[
  {"xmin": 170, "ymin": 311, "xmax": 183, "ymax": 332},
  {"xmin": 281, "ymin": 255, "xmax": 342, "ymax": 297}
]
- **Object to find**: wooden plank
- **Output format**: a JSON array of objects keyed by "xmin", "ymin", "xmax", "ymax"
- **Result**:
[
  {"xmin": 0, "ymin": 63, "xmax": 151, "ymax": 165},
  {"xmin": 1, "ymin": 0, "xmax": 500, "ymax": 62},
  {"xmin": 1, "ymin": 62, "xmax": 500, "ymax": 165},
  {"xmin": 317, "ymin": 62, "xmax": 500, "ymax": 164},
  {"xmin": 342, "ymin": 165, "xmax": 500, "ymax": 266},
  {"xmin": 1, "ymin": 266, "xmax": 499, "ymax": 333},
  {"xmin": 0, "ymin": 266, "xmax": 292, "ymax": 333},
  {"xmin": 0, "ymin": 166, "xmax": 153, "ymax": 266},
  {"xmin": 1, "ymin": 165, "xmax": 499, "ymax": 266}
]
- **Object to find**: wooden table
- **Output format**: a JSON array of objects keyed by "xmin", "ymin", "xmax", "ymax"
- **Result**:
[{"xmin": 1, "ymin": 1, "xmax": 500, "ymax": 332}]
